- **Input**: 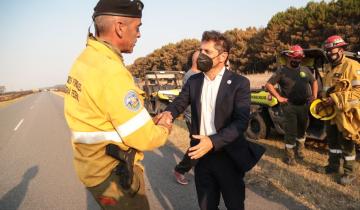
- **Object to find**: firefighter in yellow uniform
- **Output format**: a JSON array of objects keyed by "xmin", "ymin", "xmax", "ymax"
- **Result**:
[
  {"xmin": 64, "ymin": 0, "xmax": 171, "ymax": 209},
  {"xmin": 321, "ymin": 35, "xmax": 360, "ymax": 185}
]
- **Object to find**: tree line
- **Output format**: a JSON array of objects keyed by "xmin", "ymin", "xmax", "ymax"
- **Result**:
[{"xmin": 129, "ymin": 0, "xmax": 360, "ymax": 75}]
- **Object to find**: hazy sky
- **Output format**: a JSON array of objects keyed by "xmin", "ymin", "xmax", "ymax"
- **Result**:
[{"xmin": 0, "ymin": 0, "xmax": 320, "ymax": 91}]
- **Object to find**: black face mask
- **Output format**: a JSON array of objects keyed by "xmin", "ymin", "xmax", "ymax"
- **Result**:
[
  {"xmin": 327, "ymin": 52, "xmax": 341, "ymax": 63},
  {"xmin": 290, "ymin": 61, "xmax": 301, "ymax": 68},
  {"xmin": 197, "ymin": 53, "xmax": 213, "ymax": 73}
]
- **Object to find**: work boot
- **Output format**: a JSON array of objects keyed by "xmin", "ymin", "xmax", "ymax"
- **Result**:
[
  {"xmin": 339, "ymin": 174, "xmax": 356, "ymax": 185},
  {"xmin": 323, "ymin": 153, "xmax": 342, "ymax": 174},
  {"xmin": 296, "ymin": 141, "xmax": 305, "ymax": 160},
  {"xmin": 284, "ymin": 148, "xmax": 297, "ymax": 166},
  {"xmin": 339, "ymin": 159, "xmax": 356, "ymax": 185}
]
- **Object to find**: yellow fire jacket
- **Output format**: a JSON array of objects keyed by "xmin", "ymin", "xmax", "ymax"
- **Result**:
[
  {"xmin": 323, "ymin": 56, "xmax": 360, "ymax": 142},
  {"xmin": 64, "ymin": 36, "xmax": 169, "ymax": 187}
]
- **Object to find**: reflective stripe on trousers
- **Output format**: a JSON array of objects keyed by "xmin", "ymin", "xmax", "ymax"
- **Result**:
[
  {"xmin": 329, "ymin": 149, "xmax": 342, "ymax": 154},
  {"xmin": 286, "ymin": 144, "xmax": 296, "ymax": 149},
  {"xmin": 296, "ymin": 137, "xmax": 306, "ymax": 142},
  {"xmin": 345, "ymin": 155, "xmax": 356, "ymax": 161}
]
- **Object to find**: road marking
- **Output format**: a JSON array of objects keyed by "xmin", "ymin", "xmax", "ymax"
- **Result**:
[
  {"xmin": 14, "ymin": 119, "xmax": 24, "ymax": 131},
  {"xmin": 30, "ymin": 105, "xmax": 34, "ymax": 110}
]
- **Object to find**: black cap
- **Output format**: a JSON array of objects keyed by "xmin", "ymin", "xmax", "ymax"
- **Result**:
[{"xmin": 93, "ymin": 0, "xmax": 144, "ymax": 19}]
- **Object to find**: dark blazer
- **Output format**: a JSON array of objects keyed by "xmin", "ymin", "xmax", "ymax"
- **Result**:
[{"xmin": 166, "ymin": 69, "xmax": 265, "ymax": 172}]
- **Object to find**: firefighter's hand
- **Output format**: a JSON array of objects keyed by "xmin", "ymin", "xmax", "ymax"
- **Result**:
[
  {"xmin": 155, "ymin": 111, "xmax": 173, "ymax": 132},
  {"xmin": 153, "ymin": 111, "xmax": 172, "ymax": 124},
  {"xmin": 277, "ymin": 96, "xmax": 288, "ymax": 104},
  {"xmin": 323, "ymin": 97, "xmax": 334, "ymax": 106},
  {"xmin": 188, "ymin": 135, "xmax": 214, "ymax": 159},
  {"xmin": 153, "ymin": 113, "xmax": 163, "ymax": 124}
]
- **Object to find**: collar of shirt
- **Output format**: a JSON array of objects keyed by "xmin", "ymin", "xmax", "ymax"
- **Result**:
[{"xmin": 203, "ymin": 67, "xmax": 226, "ymax": 81}]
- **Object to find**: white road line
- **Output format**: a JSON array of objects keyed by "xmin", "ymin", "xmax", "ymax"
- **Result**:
[{"xmin": 14, "ymin": 119, "xmax": 24, "ymax": 131}]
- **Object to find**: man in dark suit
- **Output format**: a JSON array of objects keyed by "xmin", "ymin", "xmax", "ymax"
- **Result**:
[{"xmin": 160, "ymin": 31, "xmax": 265, "ymax": 210}]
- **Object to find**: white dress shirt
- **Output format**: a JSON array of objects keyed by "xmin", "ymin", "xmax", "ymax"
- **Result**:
[{"xmin": 199, "ymin": 68, "xmax": 225, "ymax": 136}]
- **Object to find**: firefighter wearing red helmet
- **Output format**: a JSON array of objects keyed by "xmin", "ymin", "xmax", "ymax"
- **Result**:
[
  {"xmin": 321, "ymin": 35, "xmax": 360, "ymax": 185},
  {"xmin": 266, "ymin": 45, "xmax": 318, "ymax": 165}
]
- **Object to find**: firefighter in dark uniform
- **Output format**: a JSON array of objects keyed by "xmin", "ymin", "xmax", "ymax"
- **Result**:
[
  {"xmin": 265, "ymin": 45, "xmax": 318, "ymax": 165},
  {"xmin": 321, "ymin": 35, "xmax": 360, "ymax": 185}
]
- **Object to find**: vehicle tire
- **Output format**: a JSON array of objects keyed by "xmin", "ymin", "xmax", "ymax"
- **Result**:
[
  {"xmin": 246, "ymin": 112, "xmax": 269, "ymax": 140},
  {"xmin": 144, "ymin": 98, "xmax": 155, "ymax": 115},
  {"xmin": 154, "ymin": 99, "xmax": 167, "ymax": 114}
]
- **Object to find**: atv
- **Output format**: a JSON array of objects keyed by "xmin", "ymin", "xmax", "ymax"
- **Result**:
[
  {"xmin": 143, "ymin": 71, "xmax": 184, "ymax": 115},
  {"xmin": 246, "ymin": 49, "xmax": 360, "ymax": 140}
]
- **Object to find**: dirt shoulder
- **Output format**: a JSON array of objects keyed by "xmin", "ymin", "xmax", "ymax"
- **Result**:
[{"xmin": 0, "ymin": 94, "xmax": 29, "ymax": 108}]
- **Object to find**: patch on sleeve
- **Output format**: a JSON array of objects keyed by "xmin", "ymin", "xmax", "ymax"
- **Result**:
[
  {"xmin": 333, "ymin": 73, "xmax": 342, "ymax": 78},
  {"xmin": 299, "ymin": 71, "xmax": 307, "ymax": 78},
  {"xmin": 124, "ymin": 90, "xmax": 141, "ymax": 112}
]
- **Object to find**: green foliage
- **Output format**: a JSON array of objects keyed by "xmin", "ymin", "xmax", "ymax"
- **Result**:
[{"xmin": 129, "ymin": 0, "xmax": 360, "ymax": 75}]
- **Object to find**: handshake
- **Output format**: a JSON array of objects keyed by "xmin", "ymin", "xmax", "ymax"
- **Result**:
[{"xmin": 153, "ymin": 111, "xmax": 173, "ymax": 132}]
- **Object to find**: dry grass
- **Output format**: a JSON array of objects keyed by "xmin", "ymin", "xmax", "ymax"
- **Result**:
[
  {"xmin": 252, "ymin": 136, "xmax": 360, "ymax": 210},
  {"xmin": 0, "ymin": 95, "xmax": 26, "ymax": 108},
  {"xmin": 167, "ymin": 121, "xmax": 360, "ymax": 210},
  {"xmin": 244, "ymin": 72, "xmax": 273, "ymax": 89}
]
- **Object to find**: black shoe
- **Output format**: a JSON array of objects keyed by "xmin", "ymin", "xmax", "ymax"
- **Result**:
[{"xmin": 284, "ymin": 157, "xmax": 297, "ymax": 166}]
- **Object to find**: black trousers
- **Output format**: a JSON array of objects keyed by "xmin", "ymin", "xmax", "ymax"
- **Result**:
[
  {"xmin": 174, "ymin": 119, "xmax": 198, "ymax": 174},
  {"xmin": 195, "ymin": 151, "xmax": 245, "ymax": 210}
]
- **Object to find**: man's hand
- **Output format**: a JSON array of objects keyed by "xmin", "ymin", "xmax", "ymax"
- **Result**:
[
  {"xmin": 188, "ymin": 135, "xmax": 214, "ymax": 159},
  {"xmin": 153, "ymin": 111, "xmax": 173, "ymax": 133},
  {"xmin": 153, "ymin": 111, "xmax": 173, "ymax": 124},
  {"xmin": 277, "ymin": 96, "xmax": 288, "ymax": 104}
]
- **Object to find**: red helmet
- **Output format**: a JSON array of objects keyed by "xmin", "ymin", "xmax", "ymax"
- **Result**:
[
  {"xmin": 282, "ymin": 45, "xmax": 304, "ymax": 59},
  {"xmin": 323, "ymin": 35, "xmax": 348, "ymax": 50}
]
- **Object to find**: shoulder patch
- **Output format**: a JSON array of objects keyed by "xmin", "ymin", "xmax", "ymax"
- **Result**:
[
  {"xmin": 299, "ymin": 71, "xmax": 307, "ymax": 78},
  {"xmin": 124, "ymin": 90, "xmax": 141, "ymax": 112},
  {"xmin": 334, "ymin": 73, "xmax": 342, "ymax": 78}
]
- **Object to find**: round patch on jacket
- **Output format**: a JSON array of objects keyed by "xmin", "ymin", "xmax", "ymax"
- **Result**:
[
  {"xmin": 299, "ymin": 71, "xmax": 307, "ymax": 78},
  {"xmin": 124, "ymin": 90, "xmax": 141, "ymax": 112}
]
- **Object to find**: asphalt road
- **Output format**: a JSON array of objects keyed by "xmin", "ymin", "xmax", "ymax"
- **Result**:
[{"xmin": 0, "ymin": 92, "xmax": 308, "ymax": 210}]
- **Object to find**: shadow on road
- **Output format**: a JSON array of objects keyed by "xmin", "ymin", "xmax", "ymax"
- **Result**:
[
  {"xmin": 0, "ymin": 166, "xmax": 38, "ymax": 210},
  {"xmin": 144, "ymin": 141, "xmax": 199, "ymax": 210},
  {"xmin": 87, "ymin": 189, "xmax": 100, "ymax": 210}
]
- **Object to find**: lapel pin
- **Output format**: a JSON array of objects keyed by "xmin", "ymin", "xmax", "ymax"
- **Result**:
[{"xmin": 227, "ymin": 80, "xmax": 232, "ymax": 85}]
